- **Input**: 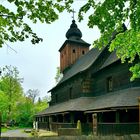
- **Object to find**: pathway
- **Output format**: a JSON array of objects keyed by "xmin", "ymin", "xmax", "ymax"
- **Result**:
[{"xmin": 1, "ymin": 129, "xmax": 31, "ymax": 137}]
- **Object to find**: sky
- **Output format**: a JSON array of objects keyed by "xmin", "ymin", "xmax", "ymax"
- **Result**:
[{"xmin": 0, "ymin": 1, "xmax": 100, "ymax": 98}]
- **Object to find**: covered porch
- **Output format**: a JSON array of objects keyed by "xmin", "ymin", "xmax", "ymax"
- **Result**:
[
  {"xmin": 35, "ymin": 97, "xmax": 94, "ymax": 134},
  {"xmin": 36, "ymin": 111, "xmax": 93, "ymax": 134},
  {"xmin": 84, "ymin": 87, "xmax": 140, "ymax": 135},
  {"xmin": 86, "ymin": 107, "xmax": 139, "ymax": 135}
]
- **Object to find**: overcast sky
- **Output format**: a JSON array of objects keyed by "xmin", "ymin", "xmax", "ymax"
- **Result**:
[{"xmin": 0, "ymin": 1, "xmax": 100, "ymax": 98}]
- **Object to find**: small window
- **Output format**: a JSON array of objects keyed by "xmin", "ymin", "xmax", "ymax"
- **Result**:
[
  {"xmin": 69, "ymin": 87, "xmax": 72, "ymax": 99},
  {"xmin": 82, "ymin": 50, "xmax": 85, "ymax": 55},
  {"xmin": 73, "ymin": 49, "xmax": 75, "ymax": 53},
  {"xmin": 107, "ymin": 77, "xmax": 113, "ymax": 92}
]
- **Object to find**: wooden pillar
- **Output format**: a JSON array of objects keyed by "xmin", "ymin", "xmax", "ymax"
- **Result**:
[
  {"xmin": 98, "ymin": 113, "xmax": 102, "ymax": 123},
  {"xmin": 56, "ymin": 115, "xmax": 58, "ymax": 122},
  {"xmin": 115, "ymin": 111, "xmax": 120, "ymax": 123},
  {"xmin": 70, "ymin": 112, "xmax": 74, "ymax": 123},
  {"xmin": 86, "ymin": 114, "xmax": 89, "ymax": 123},
  {"xmin": 49, "ymin": 116, "xmax": 52, "ymax": 131},
  {"xmin": 92, "ymin": 113, "xmax": 97, "ymax": 136},
  {"xmin": 62, "ymin": 114, "xmax": 65, "ymax": 123}
]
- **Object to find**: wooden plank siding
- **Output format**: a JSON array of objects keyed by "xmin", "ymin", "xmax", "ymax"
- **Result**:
[
  {"xmin": 51, "ymin": 77, "xmax": 83, "ymax": 105},
  {"xmin": 91, "ymin": 61, "xmax": 139, "ymax": 97}
]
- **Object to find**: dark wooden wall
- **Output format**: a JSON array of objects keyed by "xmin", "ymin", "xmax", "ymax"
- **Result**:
[
  {"xmin": 91, "ymin": 61, "xmax": 140, "ymax": 96},
  {"xmin": 51, "ymin": 77, "xmax": 83, "ymax": 105}
]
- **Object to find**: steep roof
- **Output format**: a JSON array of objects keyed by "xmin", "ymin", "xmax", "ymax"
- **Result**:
[
  {"xmin": 85, "ymin": 87, "xmax": 140, "ymax": 111},
  {"xmin": 49, "ymin": 47, "xmax": 121, "ymax": 92},
  {"xmin": 37, "ymin": 87, "xmax": 140, "ymax": 116},
  {"xmin": 100, "ymin": 51, "xmax": 120, "ymax": 70},
  {"xmin": 59, "ymin": 48, "xmax": 103, "ymax": 84},
  {"xmin": 35, "ymin": 97, "xmax": 95, "ymax": 116}
]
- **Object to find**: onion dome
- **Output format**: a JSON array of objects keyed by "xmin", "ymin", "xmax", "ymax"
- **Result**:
[{"xmin": 66, "ymin": 20, "xmax": 82, "ymax": 39}]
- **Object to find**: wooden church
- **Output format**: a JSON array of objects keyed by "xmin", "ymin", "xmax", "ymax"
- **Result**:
[{"xmin": 35, "ymin": 20, "xmax": 140, "ymax": 135}]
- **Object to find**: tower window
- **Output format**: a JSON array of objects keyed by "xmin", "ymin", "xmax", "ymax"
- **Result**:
[
  {"xmin": 73, "ymin": 49, "xmax": 75, "ymax": 53},
  {"xmin": 82, "ymin": 50, "xmax": 85, "ymax": 55},
  {"xmin": 107, "ymin": 76, "xmax": 113, "ymax": 92},
  {"xmin": 61, "ymin": 54, "xmax": 63, "ymax": 58}
]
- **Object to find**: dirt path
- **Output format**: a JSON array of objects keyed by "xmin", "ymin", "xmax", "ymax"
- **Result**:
[{"xmin": 1, "ymin": 129, "xmax": 31, "ymax": 137}]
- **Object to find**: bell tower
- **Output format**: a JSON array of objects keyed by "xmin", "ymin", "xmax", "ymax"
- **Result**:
[{"xmin": 59, "ymin": 20, "xmax": 90, "ymax": 73}]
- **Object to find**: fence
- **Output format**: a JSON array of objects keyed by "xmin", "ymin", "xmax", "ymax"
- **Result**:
[
  {"xmin": 98, "ymin": 122, "xmax": 139, "ymax": 135},
  {"xmin": 1, "ymin": 135, "xmax": 140, "ymax": 140}
]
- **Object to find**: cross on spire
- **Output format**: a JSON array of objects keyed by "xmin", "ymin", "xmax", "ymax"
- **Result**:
[{"xmin": 72, "ymin": 9, "xmax": 76, "ymax": 20}]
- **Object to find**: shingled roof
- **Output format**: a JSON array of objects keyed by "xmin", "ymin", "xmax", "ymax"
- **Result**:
[
  {"xmin": 85, "ymin": 87, "xmax": 140, "ymax": 111},
  {"xmin": 48, "ymin": 47, "xmax": 105, "ymax": 92},
  {"xmin": 100, "ymin": 51, "xmax": 120, "ymax": 70},
  {"xmin": 49, "ymin": 47, "xmax": 122, "ymax": 92},
  {"xmin": 35, "ymin": 97, "xmax": 95, "ymax": 116},
  {"xmin": 37, "ymin": 87, "xmax": 140, "ymax": 116}
]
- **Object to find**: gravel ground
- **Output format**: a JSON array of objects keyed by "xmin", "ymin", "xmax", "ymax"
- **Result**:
[{"xmin": 1, "ymin": 129, "xmax": 31, "ymax": 137}]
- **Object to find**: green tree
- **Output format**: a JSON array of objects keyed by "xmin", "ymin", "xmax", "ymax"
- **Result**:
[
  {"xmin": 0, "ymin": 91, "xmax": 9, "ymax": 122},
  {"xmin": 16, "ymin": 96, "xmax": 48, "ymax": 127},
  {"xmin": 55, "ymin": 67, "xmax": 61, "ymax": 84},
  {"xmin": 78, "ymin": 0, "xmax": 140, "ymax": 80},
  {"xmin": 34, "ymin": 96, "xmax": 48, "ymax": 113},
  {"xmin": 0, "ymin": 65, "xmax": 24, "ymax": 121},
  {"xmin": 26, "ymin": 89, "xmax": 39, "ymax": 103},
  {"xmin": 16, "ymin": 97, "xmax": 34, "ymax": 126},
  {"xmin": 0, "ymin": 0, "xmax": 73, "ymax": 47}
]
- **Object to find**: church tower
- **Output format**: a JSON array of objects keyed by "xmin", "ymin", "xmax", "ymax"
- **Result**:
[{"xmin": 59, "ymin": 20, "xmax": 90, "ymax": 73}]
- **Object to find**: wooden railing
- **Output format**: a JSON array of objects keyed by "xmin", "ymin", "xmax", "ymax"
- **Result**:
[
  {"xmin": 38, "ymin": 122, "xmax": 49, "ymax": 130},
  {"xmin": 38, "ymin": 122, "xmax": 92, "ymax": 134},
  {"xmin": 51, "ymin": 122, "xmax": 76, "ymax": 132},
  {"xmin": 98, "ymin": 123, "xmax": 139, "ymax": 135}
]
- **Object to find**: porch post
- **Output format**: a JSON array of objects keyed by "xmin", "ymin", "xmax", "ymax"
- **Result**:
[
  {"xmin": 49, "ymin": 116, "xmax": 52, "ymax": 131},
  {"xmin": 62, "ymin": 114, "xmax": 65, "ymax": 123},
  {"xmin": 115, "ymin": 111, "xmax": 120, "ymax": 123},
  {"xmin": 70, "ymin": 112, "xmax": 74, "ymax": 123},
  {"xmin": 86, "ymin": 114, "xmax": 89, "ymax": 123},
  {"xmin": 98, "ymin": 113, "xmax": 102, "ymax": 123},
  {"xmin": 92, "ymin": 113, "xmax": 97, "ymax": 136}
]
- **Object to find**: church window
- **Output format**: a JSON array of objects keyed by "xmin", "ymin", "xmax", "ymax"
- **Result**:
[
  {"xmin": 82, "ymin": 79, "xmax": 91, "ymax": 93},
  {"xmin": 107, "ymin": 76, "xmax": 113, "ymax": 92},
  {"xmin": 73, "ymin": 49, "xmax": 75, "ymax": 53},
  {"xmin": 61, "ymin": 54, "xmax": 63, "ymax": 58},
  {"xmin": 82, "ymin": 50, "xmax": 85, "ymax": 55}
]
